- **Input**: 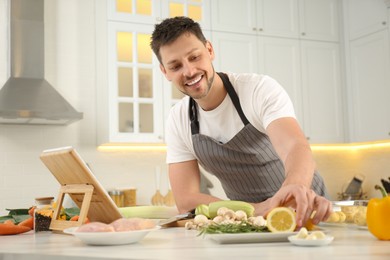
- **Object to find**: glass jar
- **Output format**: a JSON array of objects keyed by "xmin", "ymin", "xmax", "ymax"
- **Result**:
[
  {"xmin": 34, "ymin": 197, "xmax": 54, "ymax": 232},
  {"xmin": 108, "ymin": 190, "xmax": 124, "ymax": 207}
]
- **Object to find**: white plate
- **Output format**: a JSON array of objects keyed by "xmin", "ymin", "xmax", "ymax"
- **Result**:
[
  {"xmin": 63, "ymin": 226, "xmax": 161, "ymax": 246},
  {"xmin": 288, "ymin": 235, "xmax": 334, "ymax": 247},
  {"xmin": 319, "ymin": 222, "xmax": 368, "ymax": 230},
  {"xmin": 207, "ymin": 231, "xmax": 297, "ymax": 244}
]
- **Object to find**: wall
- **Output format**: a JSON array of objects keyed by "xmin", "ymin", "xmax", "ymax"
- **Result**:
[
  {"xmin": 0, "ymin": 0, "xmax": 389, "ymax": 216},
  {"xmin": 0, "ymin": 0, "xmax": 170, "ymax": 215},
  {"xmin": 313, "ymin": 145, "xmax": 390, "ymax": 201}
]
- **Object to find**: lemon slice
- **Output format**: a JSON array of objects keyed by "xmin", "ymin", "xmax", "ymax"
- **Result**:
[{"xmin": 266, "ymin": 207, "xmax": 296, "ymax": 233}]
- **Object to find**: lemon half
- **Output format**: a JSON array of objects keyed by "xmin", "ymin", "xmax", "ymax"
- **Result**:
[{"xmin": 266, "ymin": 207, "xmax": 297, "ymax": 233}]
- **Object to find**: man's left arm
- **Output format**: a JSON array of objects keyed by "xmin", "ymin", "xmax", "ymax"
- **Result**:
[{"xmin": 264, "ymin": 117, "xmax": 332, "ymax": 227}]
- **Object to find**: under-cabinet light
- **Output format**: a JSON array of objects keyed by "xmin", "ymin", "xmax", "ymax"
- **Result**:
[
  {"xmin": 310, "ymin": 140, "xmax": 390, "ymax": 151},
  {"xmin": 97, "ymin": 140, "xmax": 390, "ymax": 152},
  {"xmin": 98, "ymin": 144, "xmax": 167, "ymax": 152}
]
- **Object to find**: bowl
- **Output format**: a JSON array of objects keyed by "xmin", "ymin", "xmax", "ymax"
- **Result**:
[
  {"xmin": 63, "ymin": 226, "xmax": 161, "ymax": 246},
  {"xmin": 288, "ymin": 235, "xmax": 334, "ymax": 247}
]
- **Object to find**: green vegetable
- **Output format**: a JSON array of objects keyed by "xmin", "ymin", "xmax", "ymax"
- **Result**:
[
  {"xmin": 195, "ymin": 204, "xmax": 210, "ymax": 218},
  {"xmin": 12, "ymin": 215, "xmax": 31, "ymax": 223},
  {"xmin": 119, "ymin": 206, "xmax": 177, "ymax": 219},
  {"xmin": 64, "ymin": 207, "xmax": 80, "ymax": 220},
  {"xmin": 0, "ymin": 208, "xmax": 30, "ymax": 224},
  {"xmin": 198, "ymin": 221, "xmax": 268, "ymax": 236},
  {"xmin": 6, "ymin": 208, "xmax": 29, "ymax": 215},
  {"xmin": 0, "ymin": 216, "xmax": 13, "ymax": 223}
]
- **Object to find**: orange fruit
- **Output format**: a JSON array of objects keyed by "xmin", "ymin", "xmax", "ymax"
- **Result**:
[{"xmin": 304, "ymin": 218, "xmax": 315, "ymax": 231}]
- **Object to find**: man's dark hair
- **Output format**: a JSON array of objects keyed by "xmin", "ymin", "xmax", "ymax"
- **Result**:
[{"xmin": 150, "ymin": 16, "xmax": 207, "ymax": 64}]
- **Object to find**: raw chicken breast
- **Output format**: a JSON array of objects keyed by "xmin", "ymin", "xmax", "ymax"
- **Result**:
[
  {"xmin": 110, "ymin": 218, "xmax": 156, "ymax": 232},
  {"xmin": 76, "ymin": 222, "xmax": 115, "ymax": 232}
]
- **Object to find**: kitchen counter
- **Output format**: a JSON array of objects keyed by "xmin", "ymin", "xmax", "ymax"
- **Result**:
[{"xmin": 0, "ymin": 226, "xmax": 389, "ymax": 260}]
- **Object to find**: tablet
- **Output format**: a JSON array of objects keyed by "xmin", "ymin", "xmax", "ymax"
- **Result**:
[{"xmin": 40, "ymin": 146, "xmax": 122, "ymax": 224}]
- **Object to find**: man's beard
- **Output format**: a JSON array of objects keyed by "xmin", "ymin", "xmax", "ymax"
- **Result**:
[{"xmin": 178, "ymin": 65, "xmax": 215, "ymax": 100}]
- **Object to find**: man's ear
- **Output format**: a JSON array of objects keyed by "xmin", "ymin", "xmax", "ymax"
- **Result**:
[{"xmin": 205, "ymin": 41, "xmax": 215, "ymax": 61}]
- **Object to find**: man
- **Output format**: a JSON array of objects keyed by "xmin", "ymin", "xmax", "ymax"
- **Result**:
[{"xmin": 150, "ymin": 16, "xmax": 332, "ymax": 227}]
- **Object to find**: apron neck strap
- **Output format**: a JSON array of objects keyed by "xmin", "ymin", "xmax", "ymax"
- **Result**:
[
  {"xmin": 189, "ymin": 98, "xmax": 200, "ymax": 134},
  {"xmin": 217, "ymin": 72, "xmax": 250, "ymax": 126},
  {"xmin": 189, "ymin": 72, "xmax": 250, "ymax": 135}
]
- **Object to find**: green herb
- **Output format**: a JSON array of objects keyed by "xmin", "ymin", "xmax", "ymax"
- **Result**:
[
  {"xmin": 6, "ymin": 208, "xmax": 29, "ymax": 215},
  {"xmin": 64, "ymin": 207, "xmax": 80, "ymax": 220},
  {"xmin": 0, "ymin": 208, "xmax": 30, "ymax": 224},
  {"xmin": 198, "ymin": 221, "xmax": 269, "ymax": 236}
]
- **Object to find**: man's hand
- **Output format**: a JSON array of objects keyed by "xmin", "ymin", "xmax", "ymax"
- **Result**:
[{"xmin": 253, "ymin": 184, "xmax": 332, "ymax": 227}]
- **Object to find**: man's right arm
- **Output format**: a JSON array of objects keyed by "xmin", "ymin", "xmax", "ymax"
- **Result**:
[{"xmin": 169, "ymin": 160, "xmax": 221, "ymax": 214}]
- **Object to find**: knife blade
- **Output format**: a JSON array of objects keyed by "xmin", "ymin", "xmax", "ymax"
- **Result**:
[{"xmin": 158, "ymin": 209, "xmax": 195, "ymax": 226}]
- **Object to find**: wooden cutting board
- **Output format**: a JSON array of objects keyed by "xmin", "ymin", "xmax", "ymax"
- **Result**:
[
  {"xmin": 162, "ymin": 219, "xmax": 193, "ymax": 228},
  {"xmin": 40, "ymin": 147, "xmax": 122, "ymax": 229}
]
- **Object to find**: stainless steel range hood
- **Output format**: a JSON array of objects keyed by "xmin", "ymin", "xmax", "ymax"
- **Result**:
[{"xmin": 0, "ymin": 0, "xmax": 83, "ymax": 125}]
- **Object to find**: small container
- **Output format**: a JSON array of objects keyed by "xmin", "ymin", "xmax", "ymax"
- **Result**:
[
  {"xmin": 122, "ymin": 188, "xmax": 137, "ymax": 206},
  {"xmin": 34, "ymin": 197, "xmax": 54, "ymax": 232},
  {"xmin": 108, "ymin": 190, "xmax": 124, "ymax": 207}
]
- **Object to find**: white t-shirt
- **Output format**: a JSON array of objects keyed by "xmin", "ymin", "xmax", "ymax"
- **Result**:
[{"xmin": 165, "ymin": 73, "xmax": 296, "ymax": 164}]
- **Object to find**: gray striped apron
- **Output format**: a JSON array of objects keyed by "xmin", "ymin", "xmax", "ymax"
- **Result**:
[{"xmin": 189, "ymin": 72, "xmax": 328, "ymax": 202}]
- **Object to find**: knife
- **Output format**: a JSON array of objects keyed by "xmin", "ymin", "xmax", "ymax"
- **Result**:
[{"xmin": 158, "ymin": 209, "xmax": 195, "ymax": 226}]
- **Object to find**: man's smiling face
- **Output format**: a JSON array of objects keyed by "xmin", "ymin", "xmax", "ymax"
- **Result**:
[{"xmin": 159, "ymin": 32, "xmax": 215, "ymax": 100}]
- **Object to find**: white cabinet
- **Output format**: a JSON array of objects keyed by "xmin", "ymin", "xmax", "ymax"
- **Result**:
[
  {"xmin": 211, "ymin": 0, "xmax": 299, "ymax": 38},
  {"xmin": 108, "ymin": 0, "xmax": 210, "ymax": 29},
  {"xmin": 97, "ymin": 0, "xmax": 209, "ymax": 144},
  {"xmin": 348, "ymin": 29, "xmax": 390, "ymax": 142},
  {"xmin": 211, "ymin": 0, "xmax": 339, "ymax": 41},
  {"xmin": 212, "ymin": 32, "xmax": 259, "ymax": 73},
  {"xmin": 105, "ymin": 22, "xmax": 165, "ymax": 143},
  {"xmin": 344, "ymin": 0, "xmax": 388, "ymax": 40},
  {"xmin": 298, "ymin": 0, "xmax": 340, "ymax": 41},
  {"xmin": 258, "ymin": 37, "xmax": 304, "ymax": 124},
  {"xmin": 343, "ymin": 0, "xmax": 390, "ymax": 142},
  {"xmin": 212, "ymin": 31, "xmax": 344, "ymax": 143},
  {"xmin": 300, "ymin": 41, "xmax": 344, "ymax": 143}
]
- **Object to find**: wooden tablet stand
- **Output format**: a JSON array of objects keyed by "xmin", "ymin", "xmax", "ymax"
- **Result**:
[
  {"xmin": 50, "ymin": 184, "xmax": 94, "ymax": 232},
  {"xmin": 40, "ymin": 147, "xmax": 123, "ymax": 232}
]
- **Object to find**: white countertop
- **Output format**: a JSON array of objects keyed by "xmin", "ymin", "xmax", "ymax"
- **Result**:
[{"xmin": 0, "ymin": 226, "xmax": 389, "ymax": 260}]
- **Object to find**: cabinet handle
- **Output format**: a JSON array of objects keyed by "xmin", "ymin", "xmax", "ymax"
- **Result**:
[
  {"xmin": 383, "ymin": 21, "xmax": 387, "ymax": 26},
  {"xmin": 258, "ymin": 28, "xmax": 263, "ymax": 32},
  {"xmin": 301, "ymin": 32, "xmax": 306, "ymax": 36},
  {"xmin": 252, "ymin": 27, "xmax": 257, "ymax": 31},
  {"xmin": 306, "ymin": 136, "xmax": 310, "ymax": 140}
]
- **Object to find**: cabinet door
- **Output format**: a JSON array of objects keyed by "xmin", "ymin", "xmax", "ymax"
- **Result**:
[
  {"xmin": 108, "ymin": 0, "xmax": 210, "ymax": 29},
  {"xmin": 344, "ymin": 0, "xmax": 388, "ymax": 40},
  {"xmin": 107, "ymin": 22, "xmax": 164, "ymax": 143},
  {"xmin": 211, "ymin": 0, "xmax": 299, "ymax": 38},
  {"xmin": 108, "ymin": 0, "xmax": 162, "ymax": 24},
  {"xmin": 300, "ymin": 40, "xmax": 344, "ymax": 143},
  {"xmin": 258, "ymin": 37, "xmax": 304, "ymax": 124},
  {"xmin": 211, "ymin": 0, "xmax": 256, "ymax": 34},
  {"xmin": 211, "ymin": 31, "xmax": 259, "ymax": 73},
  {"xmin": 298, "ymin": 0, "xmax": 340, "ymax": 42},
  {"xmin": 349, "ymin": 30, "xmax": 390, "ymax": 142},
  {"xmin": 161, "ymin": 0, "xmax": 211, "ymax": 30},
  {"xmin": 259, "ymin": 0, "xmax": 299, "ymax": 38}
]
